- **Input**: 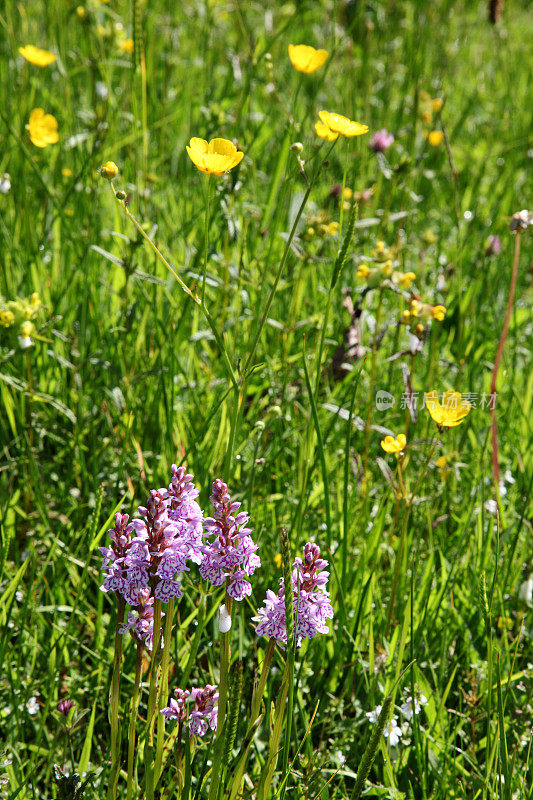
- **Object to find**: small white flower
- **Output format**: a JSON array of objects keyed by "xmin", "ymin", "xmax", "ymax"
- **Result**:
[
  {"xmin": 400, "ymin": 697, "xmax": 419, "ymax": 720},
  {"xmin": 95, "ymin": 81, "xmax": 109, "ymax": 100},
  {"xmin": 498, "ymin": 481, "xmax": 507, "ymax": 498},
  {"xmin": 503, "ymin": 469, "xmax": 515, "ymax": 484},
  {"xmin": 365, "ymin": 704, "xmax": 382, "ymax": 724},
  {"xmin": 408, "ymin": 333, "xmax": 421, "ymax": 354},
  {"xmin": 518, "ymin": 576, "xmax": 533, "ymax": 606},
  {"xmin": 383, "ymin": 717, "xmax": 402, "ymax": 747},
  {"xmin": 218, "ymin": 603, "xmax": 232, "ymax": 634},
  {"xmin": 18, "ymin": 335, "xmax": 33, "ymax": 350},
  {"xmin": 26, "ymin": 697, "xmax": 39, "ymax": 715},
  {"xmin": 0, "ymin": 173, "xmax": 11, "ymax": 194},
  {"xmin": 400, "ymin": 693, "xmax": 427, "ymax": 720},
  {"xmin": 484, "ymin": 499, "xmax": 498, "ymax": 514}
]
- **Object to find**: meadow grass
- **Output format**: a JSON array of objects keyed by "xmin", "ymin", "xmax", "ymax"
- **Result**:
[{"xmin": 0, "ymin": 0, "xmax": 532, "ymax": 798}]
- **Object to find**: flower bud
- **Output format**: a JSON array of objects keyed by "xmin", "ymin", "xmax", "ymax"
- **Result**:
[
  {"xmin": 99, "ymin": 161, "xmax": 119, "ymax": 180},
  {"xmin": 218, "ymin": 603, "xmax": 232, "ymax": 634}
]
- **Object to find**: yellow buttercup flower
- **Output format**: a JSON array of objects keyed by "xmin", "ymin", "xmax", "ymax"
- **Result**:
[
  {"xmin": 186, "ymin": 137, "xmax": 244, "ymax": 176},
  {"xmin": 428, "ymin": 130, "xmax": 444, "ymax": 146},
  {"xmin": 288, "ymin": 44, "xmax": 328, "ymax": 73},
  {"xmin": 357, "ymin": 264, "xmax": 370, "ymax": 279},
  {"xmin": 315, "ymin": 120, "xmax": 338, "ymax": 141},
  {"xmin": 381, "ymin": 434, "xmax": 406, "ymax": 455},
  {"xmin": 26, "ymin": 108, "xmax": 59, "ymax": 148},
  {"xmin": 274, "ymin": 553, "xmax": 282, "ymax": 568},
  {"xmin": 425, "ymin": 390, "xmax": 471, "ymax": 428},
  {"xmin": 432, "ymin": 98, "xmax": 444, "ymax": 112},
  {"xmin": 317, "ymin": 110, "xmax": 369, "ymax": 138},
  {"xmin": 431, "ymin": 305, "xmax": 446, "ymax": 321},
  {"xmin": 18, "ymin": 45, "xmax": 56, "ymax": 66}
]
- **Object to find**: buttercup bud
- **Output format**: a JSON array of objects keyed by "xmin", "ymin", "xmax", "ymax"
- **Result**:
[{"xmin": 99, "ymin": 161, "xmax": 119, "ymax": 180}]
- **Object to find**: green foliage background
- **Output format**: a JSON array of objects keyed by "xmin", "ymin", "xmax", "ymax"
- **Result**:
[{"xmin": 0, "ymin": 0, "xmax": 531, "ymax": 797}]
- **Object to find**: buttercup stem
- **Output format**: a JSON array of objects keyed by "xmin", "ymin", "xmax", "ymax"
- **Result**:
[
  {"xmin": 112, "ymin": 187, "xmax": 239, "ymax": 392},
  {"xmin": 337, "ymin": 142, "xmax": 350, "ymax": 244},
  {"xmin": 107, "ymin": 595, "xmax": 125, "ymax": 800},
  {"xmin": 386, "ymin": 437, "xmax": 438, "ymax": 635},
  {"xmin": 126, "ymin": 642, "xmax": 143, "ymax": 800},
  {"xmin": 201, "ymin": 176, "xmax": 213, "ymax": 307},
  {"xmin": 243, "ymin": 140, "xmax": 337, "ymax": 379}
]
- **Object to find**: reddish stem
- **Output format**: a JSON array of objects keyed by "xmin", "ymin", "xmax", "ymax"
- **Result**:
[{"xmin": 490, "ymin": 232, "xmax": 521, "ymax": 486}]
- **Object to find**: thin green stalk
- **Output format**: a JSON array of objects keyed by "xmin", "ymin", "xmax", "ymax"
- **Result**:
[
  {"xmin": 250, "ymin": 637, "xmax": 276, "ymax": 726},
  {"xmin": 337, "ymin": 142, "xmax": 350, "ymax": 245},
  {"xmin": 480, "ymin": 571, "xmax": 492, "ymax": 800},
  {"xmin": 227, "ymin": 638, "xmax": 276, "ymax": 800},
  {"xmin": 112, "ymin": 189, "xmax": 239, "ymax": 392},
  {"xmin": 201, "ymin": 177, "xmax": 213, "ymax": 306},
  {"xmin": 257, "ymin": 659, "xmax": 291, "ymax": 800},
  {"xmin": 226, "ymin": 144, "xmax": 336, "ymax": 485},
  {"xmin": 350, "ymin": 697, "xmax": 393, "ymax": 800},
  {"xmin": 144, "ymin": 599, "xmax": 162, "ymax": 800},
  {"xmin": 279, "ymin": 528, "xmax": 295, "ymax": 800},
  {"xmin": 386, "ymin": 438, "xmax": 438, "ymax": 636},
  {"xmin": 362, "ymin": 287, "xmax": 384, "ymax": 494},
  {"xmin": 155, "ymin": 597, "xmax": 175, "ymax": 783},
  {"xmin": 107, "ymin": 595, "xmax": 125, "ymax": 800},
  {"xmin": 242, "ymin": 141, "xmax": 337, "ymax": 379},
  {"xmin": 224, "ymin": 386, "xmax": 244, "ymax": 480},
  {"xmin": 126, "ymin": 643, "xmax": 143, "ymax": 800},
  {"xmin": 208, "ymin": 589, "xmax": 233, "ymax": 800},
  {"xmin": 490, "ymin": 230, "xmax": 521, "ymax": 487},
  {"xmin": 342, "ymin": 374, "xmax": 359, "ymax": 592},
  {"xmin": 385, "ymin": 498, "xmax": 408, "ymax": 637}
]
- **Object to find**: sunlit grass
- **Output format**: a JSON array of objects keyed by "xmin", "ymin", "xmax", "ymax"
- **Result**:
[{"xmin": 0, "ymin": 0, "xmax": 531, "ymax": 798}]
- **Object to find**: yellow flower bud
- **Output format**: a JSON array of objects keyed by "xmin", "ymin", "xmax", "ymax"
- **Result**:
[
  {"xmin": 99, "ymin": 161, "xmax": 119, "ymax": 180},
  {"xmin": 409, "ymin": 299, "xmax": 422, "ymax": 317}
]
